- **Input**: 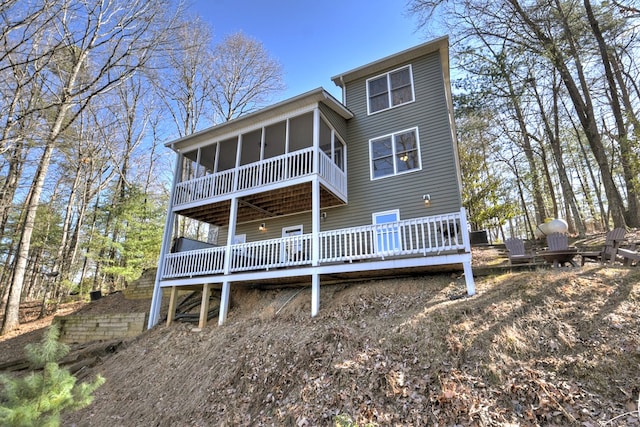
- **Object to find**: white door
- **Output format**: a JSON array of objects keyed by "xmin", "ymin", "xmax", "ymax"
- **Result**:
[
  {"xmin": 373, "ymin": 210, "xmax": 401, "ymax": 254},
  {"xmin": 282, "ymin": 225, "xmax": 303, "ymax": 263}
]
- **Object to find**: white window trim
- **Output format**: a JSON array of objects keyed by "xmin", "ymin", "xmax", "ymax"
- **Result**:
[
  {"xmin": 366, "ymin": 64, "xmax": 415, "ymax": 115},
  {"xmin": 372, "ymin": 209, "xmax": 400, "ymax": 224},
  {"xmin": 368, "ymin": 127, "xmax": 422, "ymax": 181}
]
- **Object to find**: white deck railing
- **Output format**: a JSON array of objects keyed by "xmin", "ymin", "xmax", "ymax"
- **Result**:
[
  {"xmin": 160, "ymin": 211, "xmax": 466, "ymax": 280},
  {"xmin": 173, "ymin": 147, "xmax": 346, "ymax": 207},
  {"xmin": 162, "ymin": 246, "xmax": 226, "ymax": 279},
  {"xmin": 318, "ymin": 150, "xmax": 346, "ymax": 196}
]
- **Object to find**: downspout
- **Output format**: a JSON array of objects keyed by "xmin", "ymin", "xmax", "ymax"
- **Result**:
[
  {"xmin": 340, "ymin": 76, "xmax": 346, "ymax": 104},
  {"xmin": 148, "ymin": 149, "xmax": 183, "ymax": 329}
]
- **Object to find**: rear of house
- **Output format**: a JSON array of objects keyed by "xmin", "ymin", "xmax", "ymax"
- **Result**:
[{"xmin": 148, "ymin": 36, "xmax": 475, "ymax": 329}]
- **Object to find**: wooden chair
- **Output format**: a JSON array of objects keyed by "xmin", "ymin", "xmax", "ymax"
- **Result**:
[
  {"xmin": 542, "ymin": 233, "xmax": 578, "ymax": 267},
  {"xmin": 546, "ymin": 232, "xmax": 569, "ymax": 251},
  {"xmin": 616, "ymin": 248, "xmax": 640, "ymax": 266},
  {"xmin": 504, "ymin": 237, "xmax": 535, "ymax": 265},
  {"xmin": 580, "ymin": 227, "xmax": 627, "ymax": 266}
]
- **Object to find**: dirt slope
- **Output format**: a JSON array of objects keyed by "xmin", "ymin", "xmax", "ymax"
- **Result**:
[{"xmin": 48, "ymin": 266, "xmax": 640, "ymax": 426}]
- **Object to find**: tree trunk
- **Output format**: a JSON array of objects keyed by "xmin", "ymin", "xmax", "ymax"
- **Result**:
[
  {"xmin": 532, "ymin": 75, "xmax": 586, "ymax": 236},
  {"xmin": 1, "ymin": 138, "xmax": 57, "ymax": 334},
  {"xmin": 504, "ymin": 72, "xmax": 548, "ymax": 224},
  {"xmin": 583, "ymin": 0, "xmax": 640, "ymax": 227},
  {"xmin": 508, "ymin": 0, "xmax": 627, "ymax": 228}
]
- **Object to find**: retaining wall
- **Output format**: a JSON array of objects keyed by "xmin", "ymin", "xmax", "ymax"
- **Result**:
[{"xmin": 54, "ymin": 312, "xmax": 146, "ymax": 344}]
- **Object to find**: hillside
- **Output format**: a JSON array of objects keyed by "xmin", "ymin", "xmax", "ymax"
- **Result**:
[{"xmin": 42, "ymin": 264, "xmax": 638, "ymax": 426}]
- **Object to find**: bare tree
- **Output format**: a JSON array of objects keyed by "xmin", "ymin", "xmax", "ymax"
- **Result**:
[
  {"xmin": 1, "ymin": 0, "xmax": 183, "ymax": 335},
  {"xmin": 408, "ymin": 0, "xmax": 639, "ymax": 230},
  {"xmin": 210, "ymin": 32, "xmax": 285, "ymax": 122},
  {"xmin": 153, "ymin": 17, "xmax": 216, "ymax": 137}
]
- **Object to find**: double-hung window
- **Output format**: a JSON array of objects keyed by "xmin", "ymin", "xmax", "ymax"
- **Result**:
[
  {"xmin": 367, "ymin": 65, "xmax": 414, "ymax": 114},
  {"xmin": 369, "ymin": 127, "xmax": 421, "ymax": 180}
]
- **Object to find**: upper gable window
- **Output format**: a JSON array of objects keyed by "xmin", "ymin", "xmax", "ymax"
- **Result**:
[
  {"xmin": 366, "ymin": 65, "xmax": 414, "ymax": 115},
  {"xmin": 369, "ymin": 127, "xmax": 421, "ymax": 180}
]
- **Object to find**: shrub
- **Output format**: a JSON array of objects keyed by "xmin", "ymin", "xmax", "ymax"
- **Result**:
[{"xmin": 0, "ymin": 325, "xmax": 105, "ymax": 426}]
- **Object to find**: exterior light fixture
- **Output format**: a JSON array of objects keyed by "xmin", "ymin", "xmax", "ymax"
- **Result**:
[
  {"xmin": 258, "ymin": 223, "xmax": 266, "ymax": 231},
  {"xmin": 321, "ymin": 212, "xmax": 327, "ymax": 221},
  {"xmin": 423, "ymin": 194, "xmax": 431, "ymax": 206}
]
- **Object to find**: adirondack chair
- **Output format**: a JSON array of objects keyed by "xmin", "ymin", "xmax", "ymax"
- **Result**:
[
  {"xmin": 580, "ymin": 227, "xmax": 627, "ymax": 266},
  {"xmin": 616, "ymin": 247, "xmax": 640, "ymax": 266},
  {"xmin": 546, "ymin": 232, "xmax": 569, "ymax": 251},
  {"xmin": 541, "ymin": 232, "xmax": 578, "ymax": 267},
  {"xmin": 504, "ymin": 237, "xmax": 535, "ymax": 265}
]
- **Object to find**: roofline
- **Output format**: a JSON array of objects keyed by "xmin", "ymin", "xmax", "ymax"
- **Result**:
[
  {"xmin": 165, "ymin": 88, "xmax": 353, "ymax": 149},
  {"xmin": 331, "ymin": 36, "xmax": 449, "ymax": 87}
]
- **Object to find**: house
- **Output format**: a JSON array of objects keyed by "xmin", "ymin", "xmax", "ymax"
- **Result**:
[{"xmin": 147, "ymin": 36, "xmax": 475, "ymax": 329}]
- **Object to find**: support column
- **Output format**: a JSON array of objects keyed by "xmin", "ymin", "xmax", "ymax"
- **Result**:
[
  {"xmin": 166, "ymin": 286, "xmax": 178, "ymax": 326},
  {"xmin": 459, "ymin": 207, "xmax": 476, "ymax": 296},
  {"xmin": 148, "ymin": 152, "xmax": 183, "ymax": 329},
  {"xmin": 311, "ymin": 107, "xmax": 322, "ymax": 317},
  {"xmin": 311, "ymin": 107, "xmax": 321, "ymax": 268},
  {"xmin": 198, "ymin": 284, "xmax": 211, "ymax": 329},
  {"xmin": 223, "ymin": 197, "xmax": 239, "ymax": 275},
  {"xmin": 463, "ymin": 261, "xmax": 476, "ymax": 296},
  {"xmin": 219, "ymin": 281, "xmax": 230, "ymax": 325},
  {"xmin": 311, "ymin": 274, "xmax": 320, "ymax": 317}
]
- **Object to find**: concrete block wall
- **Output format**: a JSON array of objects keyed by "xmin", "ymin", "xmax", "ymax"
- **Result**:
[
  {"xmin": 123, "ymin": 268, "xmax": 156, "ymax": 300},
  {"xmin": 54, "ymin": 312, "xmax": 146, "ymax": 344}
]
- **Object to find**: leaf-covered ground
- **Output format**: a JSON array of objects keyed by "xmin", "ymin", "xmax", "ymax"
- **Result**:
[{"xmin": 45, "ymin": 264, "xmax": 640, "ymax": 426}]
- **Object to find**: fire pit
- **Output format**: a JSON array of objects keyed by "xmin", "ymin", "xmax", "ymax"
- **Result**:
[{"xmin": 538, "ymin": 248, "xmax": 578, "ymax": 268}]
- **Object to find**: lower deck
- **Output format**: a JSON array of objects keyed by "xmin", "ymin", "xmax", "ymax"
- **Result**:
[
  {"xmin": 149, "ymin": 209, "xmax": 476, "ymax": 329},
  {"xmin": 160, "ymin": 251, "xmax": 473, "ymax": 329}
]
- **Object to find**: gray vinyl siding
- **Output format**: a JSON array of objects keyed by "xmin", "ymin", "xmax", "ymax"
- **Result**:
[
  {"xmin": 329, "ymin": 51, "xmax": 462, "ymax": 228},
  {"xmin": 219, "ymin": 207, "xmax": 365, "ymax": 244},
  {"xmin": 219, "ymin": 213, "xmax": 312, "ymax": 244},
  {"xmin": 319, "ymin": 102, "xmax": 348, "ymax": 142}
]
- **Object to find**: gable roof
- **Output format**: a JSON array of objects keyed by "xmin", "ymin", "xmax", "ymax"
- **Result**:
[
  {"xmin": 331, "ymin": 36, "xmax": 450, "ymax": 87},
  {"xmin": 166, "ymin": 88, "xmax": 353, "ymax": 151}
]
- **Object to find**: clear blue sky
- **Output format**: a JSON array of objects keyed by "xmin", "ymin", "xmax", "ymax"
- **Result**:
[{"xmin": 188, "ymin": 0, "xmax": 435, "ymax": 101}]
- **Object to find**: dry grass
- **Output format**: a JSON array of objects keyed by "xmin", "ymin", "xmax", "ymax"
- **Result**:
[{"xmin": 48, "ymin": 263, "xmax": 640, "ymax": 426}]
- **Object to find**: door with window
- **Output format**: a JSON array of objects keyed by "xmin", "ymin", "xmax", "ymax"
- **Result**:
[
  {"xmin": 282, "ymin": 225, "xmax": 303, "ymax": 263},
  {"xmin": 373, "ymin": 210, "xmax": 401, "ymax": 254}
]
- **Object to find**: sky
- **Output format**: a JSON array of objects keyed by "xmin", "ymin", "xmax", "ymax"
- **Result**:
[{"xmin": 187, "ymin": 0, "xmax": 437, "ymax": 102}]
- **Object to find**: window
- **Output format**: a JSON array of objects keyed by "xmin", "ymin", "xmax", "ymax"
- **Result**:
[
  {"xmin": 367, "ymin": 65, "xmax": 414, "ymax": 114},
  {"xmin": 369, "ymin": 128, "xmax": 421, "ymax": 180},
  {"xmin": 233, "ymin": 234, "xmax": 247, "ymax": 255},
  {"xmin": 373, "ymin": 210, "xmax": 401, "ymax": 253}
]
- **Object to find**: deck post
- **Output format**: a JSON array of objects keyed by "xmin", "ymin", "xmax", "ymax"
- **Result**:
[
  {"xmin": 311, "ymin": 273, "xmax": 320, "ymax": 317},
  {"xmin": 312, "ymin": 107, "xmax": 321, "ymax": 267},
  {"xmin": 459, "ymin": 207, "xmax": 476, "ymax": 296},
  {"xmin": 148, "ymin": 152, "xmax": 182, "ymax": 329},
  {"xmin": 198, "ymin": 283, "xmax": 211, "ymax": 329},
  {"xmin": 223, "ymin": 198, "xmax": 239, "ymax": 274},
  {"xmin": 463, "ymin": 261, "xmax": 475, "ymax": 296},
  {"xmin": 166, "ymin": 286, "xmax": 178, "ymax": 326},
  {"xmin": 219, "ymin": 281, "xmax": 230, "ymax": 325}
]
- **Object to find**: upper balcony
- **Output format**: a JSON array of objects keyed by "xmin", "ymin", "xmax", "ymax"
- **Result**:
[
  {"xmin": 168, "ymin": 96, "xmax": 351, "ymax": 225},
  {"xmin": 174, "ymin": 146, "xmax": 346, "ymax": 210}
]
